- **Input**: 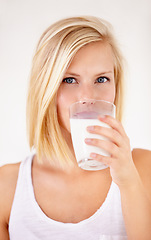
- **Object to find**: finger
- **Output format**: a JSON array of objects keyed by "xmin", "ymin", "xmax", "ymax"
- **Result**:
[
  {"xmin": 87, "ymin": 125, "xmax": 123, "ymax": 147},
  {"xmin": 85, "ymin": 138, "xmax": 119, "ymax": 157},
  {"xmin": 98, "ymin": 115, "xmax": 127, "ymax": 138},
  {"xmin": 90, "ymin": 152, "xmax": 113, "ymax": 167}
]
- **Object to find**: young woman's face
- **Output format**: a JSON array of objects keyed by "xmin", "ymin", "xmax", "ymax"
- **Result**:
[{"xmin": 57, "ymin": 41, "xmax": 115, "ymax": 133}]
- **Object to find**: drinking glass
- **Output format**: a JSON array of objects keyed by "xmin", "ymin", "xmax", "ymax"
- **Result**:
[{"xmin": 69, "ymin": 99, "xmax": 116, "ymax": 170}]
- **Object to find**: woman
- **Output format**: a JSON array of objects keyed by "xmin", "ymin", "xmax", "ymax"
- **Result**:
[{"xmin": 0, "ymin": 16, "xmax": 151, "ymax": 240}]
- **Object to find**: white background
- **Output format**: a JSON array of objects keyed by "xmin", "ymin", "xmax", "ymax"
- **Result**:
[{"xmin": 0, "ymin": 0, "xmax": 151, "ymax": 166}]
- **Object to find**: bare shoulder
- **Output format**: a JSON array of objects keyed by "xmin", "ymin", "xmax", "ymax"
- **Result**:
[
  {"xmin": 0, "ymin": 162, "xmax": 20, "ymax": 234},
  {"xmin": 132, "ymin": 148, "xmax": 151, "ymax": 170},
  {"xmin": 132, "ymin": 148, "xmax": 151, "ymax": 198}
]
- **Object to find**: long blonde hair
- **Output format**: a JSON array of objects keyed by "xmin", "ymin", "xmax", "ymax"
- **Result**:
[{"xmin": 26, "ymin": 16, "xmax": 125, "ymax": 167}]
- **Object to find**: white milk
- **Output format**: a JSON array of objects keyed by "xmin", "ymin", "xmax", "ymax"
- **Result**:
[{"xmin": 70, "ymin": 118, "xmax": 110, "ymax": 170}]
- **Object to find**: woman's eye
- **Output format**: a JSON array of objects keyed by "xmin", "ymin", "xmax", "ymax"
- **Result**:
[
  {"xmin": 96, "ymin": 77, "xmax": 109, "ymax": 83},
  {"xmin": 62, "ymin": 78, "xmax": 76, "ymax": 84}
]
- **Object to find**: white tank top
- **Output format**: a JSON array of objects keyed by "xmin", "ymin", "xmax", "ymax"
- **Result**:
[{"xmin": 9, "ymin": 155, "xmax": 127, "ymax": 240}]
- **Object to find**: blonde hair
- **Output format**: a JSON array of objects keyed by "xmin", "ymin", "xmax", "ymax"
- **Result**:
[{"xmin": 26, "ymin": 16, "xmax": 125, "ymax": 167}]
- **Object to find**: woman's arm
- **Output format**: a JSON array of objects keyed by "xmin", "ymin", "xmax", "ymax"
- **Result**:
[
  {"xmin": 0, "ymin": 163, "xmax": 20, "ymax": 240},
  {"xmin": 120, "ymin": 149, "xmax": 151, "ymax": 240},
  {"xmin": 86, "ymin": 116, "xmax": 151, "ymax": 239},
  {"xmin": 0, "ymin": 166, "xmax": 10, "ymax": 240},
  {"xmin": 0, "ymin": 221, "xmax": 9, "ymax": 240},
  {"xmin": 119, "ymin": 163, "xmax": 151, "ymax": 240}
]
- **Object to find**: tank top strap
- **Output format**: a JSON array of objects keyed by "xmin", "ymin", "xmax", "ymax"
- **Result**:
[
  {"xmin": 15, "ymin": 155, "xmax": 33, "ymax": 192},
  {"xmin": 9, "ymin": 154, "xmax": 34, "ymax": 228}
]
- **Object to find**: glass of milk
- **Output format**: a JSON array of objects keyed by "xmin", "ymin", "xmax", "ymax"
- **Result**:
[{"xmin": 69, "ymin": 99, "xmax": 116, "ymax": 171}]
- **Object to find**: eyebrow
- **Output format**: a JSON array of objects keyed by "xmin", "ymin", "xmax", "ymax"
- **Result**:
[
  {"xmin": 94, "ymin": 71, "xmax": 113, "ymax": 77},
  {"xmin": 64, "ymin": 72, "xmax": 80, "ymax": 77},
  {"xmin": 65, "ymin": 71, "xmax": 113, "ymax": 77}
]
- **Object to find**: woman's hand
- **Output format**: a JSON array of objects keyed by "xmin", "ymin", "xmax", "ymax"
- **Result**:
[{"xmin": 85, "ymin": 115, "xmax": 139, "ymax": 187}]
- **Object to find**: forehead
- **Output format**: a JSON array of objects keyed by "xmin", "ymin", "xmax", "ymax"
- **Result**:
[{"xmin": 66, "ymin": 41, "xmax": 114, "ymax": 73}]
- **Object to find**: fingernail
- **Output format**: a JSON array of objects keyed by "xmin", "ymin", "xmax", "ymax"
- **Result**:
[
  {"xmin": 90, "ymin": 153, "xmax": 97, "ymax": 158},
  {"xmin": 87, "ymin": 126, "xmax": 94, "ymax": 131},
  {"xmin": 99, "ymin": 115, "xmax": 106, "ymax": 120},
  {"xmin": 85, "ymin": 138, "xmax": 92, "ymax": 143}
]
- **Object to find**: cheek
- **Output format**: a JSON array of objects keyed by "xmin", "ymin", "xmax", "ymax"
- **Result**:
[
  {"xmin": 57, "ymin": 96, "xmax": 68, "ymax": 126},
  {"xmin": 101, "ymin": 83, "xmax": 116, "ymax": 104},
  {"xmin": 57, "ymin": 88, "xmax": 73, "ymax": 131},
  {"xmin": 110, "ymin": 81, "xmax": 116, "ymax": 103},
  {"xmin": 108, "ymin": 88, "xmax": 116, "ymax": 103}
]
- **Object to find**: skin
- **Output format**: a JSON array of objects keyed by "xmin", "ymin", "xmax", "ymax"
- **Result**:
[
  {"xmin": 0, "ymin": 41, "xmax": 151, "ymax": 239},
  {"xmin": 57, "ymin": 41, "xmax": 115, "ymax": 157},
  {"xmin": 57, "ymin": 42, "xmax": 115, "ymax": 136}
]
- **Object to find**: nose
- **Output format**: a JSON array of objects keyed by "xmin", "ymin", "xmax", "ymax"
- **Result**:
[{"xmin": 77, "ymin": 84, "xmax": 97, "ymax": 101}]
